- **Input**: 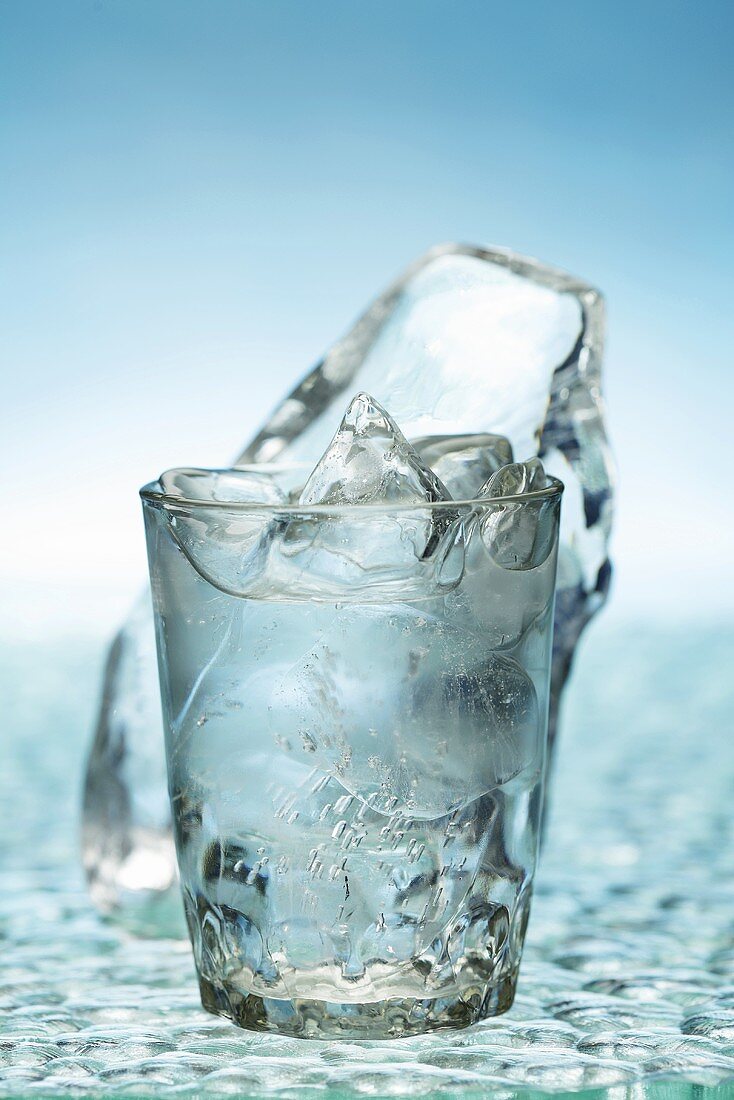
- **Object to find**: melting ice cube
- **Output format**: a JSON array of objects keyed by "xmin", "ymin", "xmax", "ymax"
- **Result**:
[
  {"xmin": 160, "ymin": 467, "xmax": 286, "ymax": 506},
  {"xmin": 480, "ymin": 457, "xmax": 546, "ymax": 498}
]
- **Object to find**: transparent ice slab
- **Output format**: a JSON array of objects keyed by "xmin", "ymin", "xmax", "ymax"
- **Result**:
[
  {"xmin": 83, "ymin": 243, "xmax": 614, "ymax": 928},
  {"xmin": 241, "ymin": 243, "xmax": 613, "ymax": 758}
]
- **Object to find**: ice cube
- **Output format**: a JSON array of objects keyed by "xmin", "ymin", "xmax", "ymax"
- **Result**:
[
  {"xmin": 160, "ymin": 467, "xmax": 287, "ymax": 506},
  {"xmin": 269, "ymin": 606, "xmax": 540, "ymax": 819},
  {"xmin": 411, "ymin": 433, "xmax": 514, "ymax": 500},
  {"xmin": 299, "ymin": 392, "xmax": 452, "ymax": 507},
  {"xmin": 444, "ymin": 460, "xmax": 558, "ymax": 652},
  {"xmin": 157, "ymin": 467, "xmax": 286, "ymax": 597},
  {"xmin": 478, "ymin": 458, "xmax": 554, "ymax": 570},
  {"xmin": 271, "ymin": 393, "xmax": 463, "ymax": 599},
  {"xmin": 480, "ymin": 457, "xmax": 546, "ymax": 498}
]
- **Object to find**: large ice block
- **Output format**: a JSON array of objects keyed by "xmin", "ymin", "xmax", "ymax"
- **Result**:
[
  {"xmin": 241, "ymin": 244, "xmax": 613, "ymax": 753},
  {"xmin": 83, "ymin": 243, "xmax": 613, "ymax": 928}
]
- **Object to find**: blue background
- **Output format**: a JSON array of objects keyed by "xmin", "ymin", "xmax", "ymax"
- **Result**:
[
  {"xmin": 2, "ymin": 7, "xmax": 734, "ymax": 1092},
  {"xmin": 1, "ymin": 0, "xmax": 732, "ymax": 634}
]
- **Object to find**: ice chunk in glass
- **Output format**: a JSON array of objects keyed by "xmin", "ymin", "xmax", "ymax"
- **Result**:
[
  {"xmin": 158, "ymin": 468, "xmax": 286, "ymax": 597},
  {"xmin": 479, "ymin": 458, "xmax": 554, "ymax": 570},
  {"xmin": 270, "ymin": 605, "xmax": 539, "ymax": 819},
  {"xmin": 298, "ymin": 392, "xmax": 450, "ymax": 507},
  {"xmin": 273, "ymin": 392, "xmax": 463, "ymax": 598},
  {"xmin": 411, "ymin": 432, "xmax": 514, "ymax": 500}
]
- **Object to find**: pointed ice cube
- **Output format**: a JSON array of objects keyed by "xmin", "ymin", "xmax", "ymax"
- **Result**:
[
  {"xmin": 411, "ymin": 432, "xmax": 514, "ymax": 500},
  {"xmin": 271, "ymin": 393, "xmax": 463, "ymax": 598},
  {"xmin": 299, "ymin": 392, "xmax": 451, "ymax": 506}
]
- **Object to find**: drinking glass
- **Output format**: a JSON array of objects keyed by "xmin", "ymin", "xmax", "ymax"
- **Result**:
[{"xmin": 141, "ymin": 465, "xmax": 562, "ymax": 1038}]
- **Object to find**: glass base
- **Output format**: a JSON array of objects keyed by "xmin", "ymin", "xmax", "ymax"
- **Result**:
[{"xmin": 198, "ymin": 968, "xmax": 518, "ymax": 1039}]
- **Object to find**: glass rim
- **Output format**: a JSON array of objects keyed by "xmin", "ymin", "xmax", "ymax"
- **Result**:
[{"xmin": 140, "ymin": 464, "xmax": 564, "ymax": 513}]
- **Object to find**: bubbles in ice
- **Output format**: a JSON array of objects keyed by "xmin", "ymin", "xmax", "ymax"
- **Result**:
[{"xmin": 269, "ymin": 605, "xmax": 540, "ymax": 818}]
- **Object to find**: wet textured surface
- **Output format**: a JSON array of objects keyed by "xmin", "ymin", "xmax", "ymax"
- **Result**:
[{"xmin": 4, "ymin": 618, "xmax": 734, "ymax": 1096}]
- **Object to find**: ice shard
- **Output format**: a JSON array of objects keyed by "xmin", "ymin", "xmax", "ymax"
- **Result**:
[{"xmin": 83, "ymin": 243, "xmax": 614, "ymax": 928}]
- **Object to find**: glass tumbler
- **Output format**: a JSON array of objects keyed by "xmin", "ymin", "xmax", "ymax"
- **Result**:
[{"xmin": 141, "ymin": 465, "xmax": 562, "ymax": 1039}]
